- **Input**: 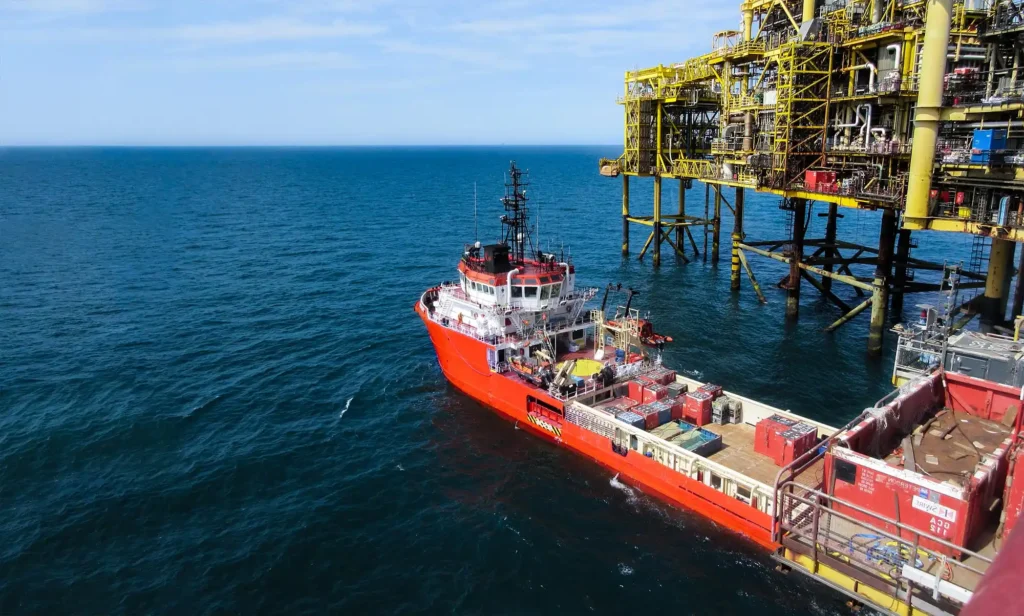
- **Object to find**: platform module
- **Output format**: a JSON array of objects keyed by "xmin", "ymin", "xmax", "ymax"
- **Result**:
[{"xmin": 601, "ymin": 0, "xmax": 1024, "ymax": 353}]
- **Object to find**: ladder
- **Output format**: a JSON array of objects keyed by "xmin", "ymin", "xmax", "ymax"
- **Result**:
[{"xmin": 968, "ymin": 235, "xmax": 990, "ymax": 282}]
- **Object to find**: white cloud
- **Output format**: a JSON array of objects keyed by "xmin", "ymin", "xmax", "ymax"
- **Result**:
[
  {"xmin": 378, "ymin": 40, "xmax": 527, "ymax": 70},
  {"xmin": 0, "ymin": 0, "xmax": 142, "ymax": 14},
  {"xmin": 8, "ymin": 16, "xmax": 386, "ymax": 44},
  {"xmin": 170, "ymin": 17, "xmax": 383, "ymax": 44},
  {"xmin": 169, "ymin": 50, "xmax": 356, "ymax": 71},
  {"xmin": 445, "ymin": 2, "xmax": 738, "ymax": 58}
]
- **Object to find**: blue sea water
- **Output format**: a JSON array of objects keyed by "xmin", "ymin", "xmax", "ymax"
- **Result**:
[{"xmin": 0, "ymin": 147, "xmax": 982, "ymax": 614}]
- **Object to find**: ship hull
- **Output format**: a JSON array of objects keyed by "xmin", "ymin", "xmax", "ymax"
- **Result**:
[{"xmin": 416, "ymin": 302, "xmax": 777, "ymax": 550}]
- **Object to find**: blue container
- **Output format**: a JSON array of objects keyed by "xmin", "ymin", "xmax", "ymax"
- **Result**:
[
  {"xmin": 972, "ymin": 129, "xmax": 1007, "ymax": 164},
  {"xmin": 657, "ymin": 407, "xmax": 671, "ymax": 426},
  {"xmin": 616, "ymin": 411, "xmax": 646, "ymax": 430}
]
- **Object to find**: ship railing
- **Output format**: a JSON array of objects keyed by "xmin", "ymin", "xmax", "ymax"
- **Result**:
[
  {"xmin": 892, "ymin": 334, "xmax": 945, "ymax": 383},
  {"xmin": 612, "ymin": 360, "xmax": 659, "ymax": 381},
  {"xmin": 428, "ymin": 308, "xmax": 593, "ymax": 348},
  {"xmin": 428, "ymin": 312, "xmax": 518, "ymax": 346},
  {"xmin": 774, "ymin": 482, "xmax": 991, "ymax": 607},
  {"xmin": 566, "ymin": 401, "xmax": 777, "ymax": 515},
  {"xmin": 436, "ymin": 283, "xmax": 598, "ymax": 318},
  {"xmin": 548, "ymin": 379, "xmax": 602, "ymax": 402}
]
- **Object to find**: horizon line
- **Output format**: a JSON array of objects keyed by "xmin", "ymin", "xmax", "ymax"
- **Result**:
[{"xmin": 0, "ymin": 143, "xmax": 621, "ymax": 149}]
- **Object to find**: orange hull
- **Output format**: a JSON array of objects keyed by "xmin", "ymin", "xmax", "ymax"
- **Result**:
[{"xmin": 416, "ymin": 302, "xmax": 778, "ymax": 551}]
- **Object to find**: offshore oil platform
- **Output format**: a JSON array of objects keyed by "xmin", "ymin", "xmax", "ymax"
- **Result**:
[{"xmin": 599, "ymin": 0, "xmax": 1024, "ymax": 354}]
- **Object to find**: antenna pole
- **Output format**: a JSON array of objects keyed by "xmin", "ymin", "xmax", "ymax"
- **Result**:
[{"xmin": 473, "ymin": 182, "xmax": 478, "ymax": 241}]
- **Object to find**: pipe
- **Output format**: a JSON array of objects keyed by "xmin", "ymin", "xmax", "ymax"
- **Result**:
[
  {"xmin": 506, "ymin": 268, "xmax": 520, "ymax": 304},
  {"xmin": 904, "ymin": 0, "xmax": 954, "ymax": 231},
  {"xmin": 850, "ymin": 62, "xmax": 877, "ymax": 93},
  {"xmin": 886, "ymin": 43, "xmax": 902, "ymax": 74},
  {"xmin": 722, "ymin": 123, "xmax": 743, "ymax": 143},
  {"xmin": 742, "ymin": 6, "xmax": 754, "ymax": 41},
  {"xmin": 833, "ymin": 104, "xmax": 868, "ymax": 148},
  {"xmin": 743, "ymin": 113, "xmax": 753, "ymax": 151},
  {"xmin": 873, "ymin": 0, "xmax": 883, "ymax": 23},
  {"xmin": 861, "ymin": 103, "xmax": 873, "ymax": 147},
  {"xmin": 802, "ymin": 0, "xmax": 815, "ymax": 22}
]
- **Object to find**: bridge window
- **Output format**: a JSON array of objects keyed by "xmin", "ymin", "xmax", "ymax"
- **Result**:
[
  {"xmin": 540, "ymin": 286, "xmax": 550, "ymax": 300},
  {"xmin": 512, "ymin": 286, "xmax": 523, "ymax": 298},
  {"xmin": 525, "ymin": 286, "xmax": 538, "ymax": 298},
  {"xmin": 550, "ymin": 283, "xmax": 561, "ymax": 298},
  {"xmin": 710, "ymin": 474, "xmax": 722, "ymax": 490}
]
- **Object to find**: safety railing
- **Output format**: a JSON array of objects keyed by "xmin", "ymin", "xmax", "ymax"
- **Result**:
[
  {"xmin": 566, "ymin": 400, "xmax": 777, "ymax": 514},
  {"xmin": 827, "ymin": 140, "xmax": 913, "ymax": 155},
  {"xmin": 612, "ymin": 359, "xmax": 660, "ymax": 381},
  {"xmin": 893, "ymin": 334, "xmax": 945, "ymax": 383},
  {"xmin": 548, "ymin": 378, "xmax": 602, "ymax": 402},
  {"xmin": 775, "ymin": 483, "xmax": 991, "ymax": 606}
]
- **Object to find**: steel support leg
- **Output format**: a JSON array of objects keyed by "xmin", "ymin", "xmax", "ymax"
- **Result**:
[
  {"xmin": 621, "ymin": 175, "xmax": 630, "ymax": 257},
  {"xmin": 981, "ymin": 238, "xmax": 1015, "ymax": 333},
  {"xmin": 868, "ymin": 209, "xmax": 897, "ymax": 355},
  {"xmin": 712, "ymin": 186, "xmax": 722, "ymax": 265},
  {"xmin": 823, "ymin": 203, "xmax": 837, "ymax": 294},
  {"xmin": 732, "ymin": 188, "xmax": 744, "ymax": 291},
  {"xmin": 787, "ymin": 199, "xmax": 806, "ymax": 320},
  {"xmin": 653, "ymin": 176, "xmax": 662, "ymax": 268},
  {"xmin": 892, "ymin": 228, "xmax": 912, "ymax": 315}
]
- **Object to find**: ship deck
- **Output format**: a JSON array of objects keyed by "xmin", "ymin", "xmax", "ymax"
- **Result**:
[
  {"xmin": 879, "ymin": 410, "xmax": 1012, "ymax": 486},
  {"xmin": 649, "ymin": 421, "xmax": 825, "ymax": 489}
]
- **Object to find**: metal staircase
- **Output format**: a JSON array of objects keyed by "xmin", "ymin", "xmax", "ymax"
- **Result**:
[{"xmin": 768, "ymin": 41, "xmax": 834, "ymax": 189}]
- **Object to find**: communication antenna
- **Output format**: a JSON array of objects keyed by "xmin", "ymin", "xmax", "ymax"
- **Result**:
[
  {"xmin": 536, "ymin": 189, "xmax": 541, "ymax": 253},
  {"xmin": 473, "ymin": 182, "xmax": 478, "ymax": 241}
]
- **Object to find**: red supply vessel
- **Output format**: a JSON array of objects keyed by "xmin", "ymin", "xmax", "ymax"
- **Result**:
[{"xmin": 417, "ymin": 163, "xmax": 1023, "ymax": 615}]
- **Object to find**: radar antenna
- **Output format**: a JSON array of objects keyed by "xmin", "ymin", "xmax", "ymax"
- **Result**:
[{"xmin": 500, "ymin": 161, "xmax": 536, "ymax": 264}]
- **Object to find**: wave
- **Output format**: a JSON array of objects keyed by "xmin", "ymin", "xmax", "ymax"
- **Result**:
[{"xmin": 609, "ymin": 473, "xmax": 638, "ymax": 505}]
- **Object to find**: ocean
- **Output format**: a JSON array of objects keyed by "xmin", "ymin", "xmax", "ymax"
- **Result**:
[{"xmin": 0, "ymin": 146, "xmax": 979, "ymax": 614}]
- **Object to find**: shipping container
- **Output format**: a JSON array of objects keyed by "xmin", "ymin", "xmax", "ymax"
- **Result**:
[{"xmin": 684, "ymin": 391, "xmax": 713, "ymax": 426}]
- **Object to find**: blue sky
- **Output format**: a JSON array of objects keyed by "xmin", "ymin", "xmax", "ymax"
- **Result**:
[{"xmin": 1, "ymin": 0, "xmax": 736, "ymax": 145}]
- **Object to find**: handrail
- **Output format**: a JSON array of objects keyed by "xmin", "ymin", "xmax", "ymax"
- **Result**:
[
  {"xmin": 426, "ymin": 306, "xmax": 594, "ymax": 346},
  {"xmin": 567, "ymin": 400, "xmax": 777, "ymax": 509},
  {"xmin": 776, "ymin": 481, "xmax": 993, "ymax": 575},
  {"xmin": 768, "ymin": 377, "xmax": 938, "ymax": 542}
]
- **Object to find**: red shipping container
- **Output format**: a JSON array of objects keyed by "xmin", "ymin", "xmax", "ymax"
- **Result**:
[
  {"xmin": 699, "ymin": 384, "xmax": 723, "ymax": 399},
  {"xmin": 643, "ymin": 383, "xmax": 668, "ymax": 403},
  {"xmin": 779, "ymin": 423, "xmax": 818, "ymax": 466},
  {"xmin": 684, "ymin": 392, "xmax": 713, "ymax": 426},
  {"xmin": 627, "ymin": 380, "xmax": 646, "ymax": 402},
  {"xmin": 649, "ymin": 369, "xmax": 677, "ymax": 386},
  {"xmin": 754, "ymin": 415, "xmax": 798, "ymax": 463},
  {"xmin": 805, "ymin": 170, "xmax": 820, "ymax": 191},
  {"xmin": 1002, "ymin": 439, "xmax": 1024, "ymax": 540},
  {"xmin": 670, "ymin": 400, "xmax": 686, "ymax": 421},
  {"xmin": 805, "ymin": 170, "xmax": 836, "ymax": 191}
]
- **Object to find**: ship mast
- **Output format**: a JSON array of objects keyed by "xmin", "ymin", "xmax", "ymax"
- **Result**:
[{"xmin": 501, "ymin": 161, "xmax": 536, "ymax": 264}]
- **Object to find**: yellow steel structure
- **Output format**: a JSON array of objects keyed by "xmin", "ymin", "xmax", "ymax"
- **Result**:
[
  {"xmin": 904, "ymin": 0, "xmax": 954, "ymax": 229},
  {"xmin": 601, "ymin": 0, "xmax": 1024, "ymax": 351}
]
